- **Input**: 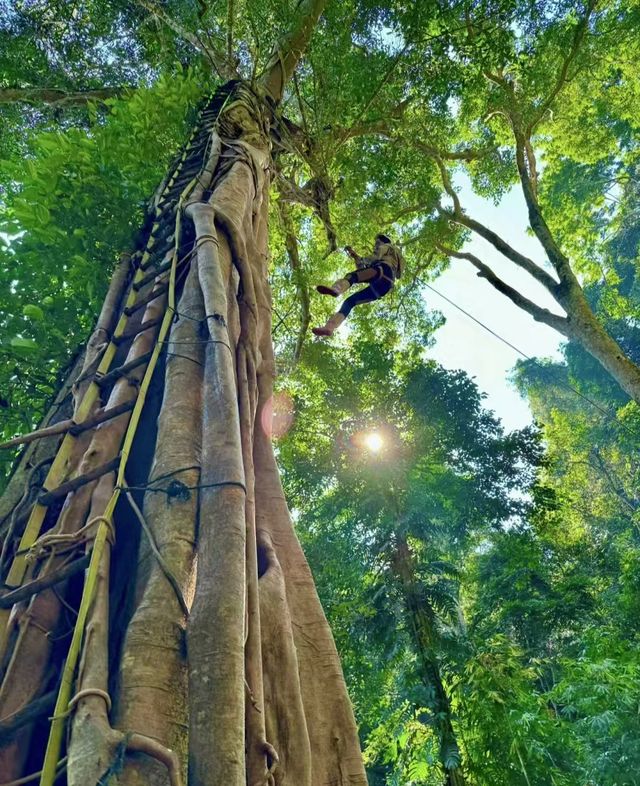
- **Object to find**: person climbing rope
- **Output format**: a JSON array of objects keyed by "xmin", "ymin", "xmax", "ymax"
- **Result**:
[{"xmin": 312, "ymin": 234, "xmax": 403, "ymax": 337}]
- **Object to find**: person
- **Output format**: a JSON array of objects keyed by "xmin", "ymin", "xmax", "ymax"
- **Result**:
[{"xmin": 312, "ymin": 234, "xmax": 403, "ymax": 337}]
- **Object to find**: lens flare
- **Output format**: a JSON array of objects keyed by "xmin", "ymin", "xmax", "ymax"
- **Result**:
[
  {"xmin": 363, "ymin": 431, "xmax": 383, "ymax": 452},
  {"xmin": 261, "ymin": 392, "xmax": 295, "ymax": 440}
]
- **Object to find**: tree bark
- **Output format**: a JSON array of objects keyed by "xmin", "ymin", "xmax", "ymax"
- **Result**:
[
  {"xmin": 0, "ymin": 87, "xmax": 125, "ymax": 106},
  {"xmin": 562, "ymin": 285, "xmax": 640, "ymax": 404},
  {"xmin": 0, "ymin": 16, "xmax": 366, "ymax": 786},
  {"xmin": 391, "ymin": 537, "xmax": 466, "ymax": 786}
]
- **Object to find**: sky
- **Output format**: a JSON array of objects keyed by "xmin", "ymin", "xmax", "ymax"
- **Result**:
[{"xmin": 424, "ymin": 175, "xmax": 565, "ymax": 431}]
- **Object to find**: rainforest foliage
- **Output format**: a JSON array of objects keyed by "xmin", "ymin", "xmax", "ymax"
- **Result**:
[{"xmin": 1, "ymin": 0, "xmax": 639, "ymax": 784}]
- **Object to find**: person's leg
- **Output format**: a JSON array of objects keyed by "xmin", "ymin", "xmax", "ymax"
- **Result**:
[
  {"xmin": 312, "ymin": 269, "xmax": 393, "ymax": 337},
  {"xmin": 312, "ymin": 283, "xmax": 385, "ymax": 337},
  {"xmin": 347, "ymin": 268, "xmax": 379, "ymax": 284},
  {"xmin": 338, "ymin": 285, "xmax": 379, "ymax": 317},
  {"xmin": 316, "ymin": 266, "xmax": 378, "ymax": 296}
]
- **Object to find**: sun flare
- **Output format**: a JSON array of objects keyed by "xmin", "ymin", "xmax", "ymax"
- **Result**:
[{"xmin": 364, "ymin": 431, "xmax": 384, "ymax": 452}]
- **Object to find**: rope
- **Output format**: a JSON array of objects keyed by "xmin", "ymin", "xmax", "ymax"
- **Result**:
[
  {"xmin": 145, "ymin": 465, "xmax": 201, "ymax": 485},
  {"xmin": 423, "ymin": 282, "xmax": 625, "ymax": 426},
  {"xmin": 124, "ymin": 487, "xmax": 190, "ymax": 617},
  {"xmin": 0, "ymin": 758, "xmax": 67, "ymax": 786},
  {"xmin": 38, "ymin": 96, "xmax": 218, "ymax": 785},
  {"xmin": 194, "ymin": 233, "xmax": 219, "ymax": 247},
  {"xmin": 19, "ymin": 515, "xmax": 116, "ymax": 564},
  {"xmin": 120, "ymin": 478, "xmax": 247, "ymax": 496}
]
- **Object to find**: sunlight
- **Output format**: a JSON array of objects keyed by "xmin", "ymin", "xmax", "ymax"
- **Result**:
[{"xmin": 363, "ymin": 431, "xmax": 384, "ymax": 453}]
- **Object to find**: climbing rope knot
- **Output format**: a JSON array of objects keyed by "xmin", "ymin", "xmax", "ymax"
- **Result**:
[
  {"xmin": 206, "ymin": 313, "xmax": 227, "ymax": 328},
  {"xmin": 165, "ymin": 479, "xmax": 192, "ymax": 502},
  {"xmin": 22, "ymin": 514, "xmax": 116, "ymax": 563},
  {"xmin": 194, "ymin": 233, "xmax": 219, "ymax": 249}
]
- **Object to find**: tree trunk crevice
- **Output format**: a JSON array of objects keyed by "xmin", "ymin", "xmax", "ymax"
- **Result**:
[{"xmin": 0, "ymin": 79, "xmax": 366, "ymax": 786}]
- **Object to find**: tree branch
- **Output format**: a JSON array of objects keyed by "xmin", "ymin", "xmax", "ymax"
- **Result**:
[
  {"xmin": 483, "ymin": 67, "xmax": 515, "ymax": 93},
  {"xmin": 440, "ymin": 207, "xmax": 562, "ymax": 297},
  {"xmin": 433, "ymin": 156, "xmax": 461, "ymax": 214},
  {"xmin": 513, "ymin": 130, "xmax": 580, "ymax": 292},
  {"xmin": 0, "ymin": 87, "xmax": 126, "ymax": 106},
  {"xmin": 260, "ymin": 0, "xmax": 328, "ymax": 103},
  {"xmin": 226, "ymin": 0, "xmax": 235, "ymax": 65},
  {"xmin": 436, "ymin": 244, "xmax": 570, "ymax": 334},
  {"xmin": 277, "ymin": 199, "xmax": 310, "ymax": 363},
  {"xmin": 411, "ymin": 138, "xmax": 490, "ymax": 162},
  {"xmin": 293, "ymin": 70, "xmax": 312, "ymax": 142},
  {"xmin": 527, "ymin": 0, "xmax": 597, "ymax": 133},
  {"xmin": 135, "ymin": 0, "xmax": 236, "ymax": 79},
  {"xmin": 590, "ymin": 448, "xmax": 639, "ymax": 512},
  {"xmin": 333, "ymin": 97, "xmax": 413, "ymax": 144},
  {"xmin": 387, "ymin": 202, "xmax": 433, "ymax": 224},
  {"xmin": 276, "ymin": 171, "xmax": 337, "ymax": 252},
  {"xmin": 523, "ymin": 136, "xmax": 540, "ymax": 198},
  {"xmin": 331, "ymin": 42, "xmax": 410, "ymax": 149}
]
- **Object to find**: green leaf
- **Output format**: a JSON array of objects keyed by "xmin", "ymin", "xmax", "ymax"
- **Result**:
[
  {"xmin": 10, "ymin": 336, "xmax": 38, "ymax": 352},
  {"xmin": 23, "ymin": 304, "xmax": 44, "ymax": 321},
  {"xmin": 33, "ymin": 204, "xmax": 51, "ymax": 225}
]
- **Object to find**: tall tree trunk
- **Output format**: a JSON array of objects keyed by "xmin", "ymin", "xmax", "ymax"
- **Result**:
[
  {"xmin": 391, "ymin": 538, "xmax": 466, "ymax": 786},
  {"xmin": 0, "ymin": 60, "xmax": 366, "ymax": 786},
  {"xmin": 513, "ymin": 130, "xmax": 640, "ymax": 404},
  {"xmin": 559, "ymin": 276, "xmax": 640, "ymax": 405}
]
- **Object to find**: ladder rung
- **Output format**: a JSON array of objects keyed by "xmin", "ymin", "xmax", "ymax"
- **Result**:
[
  {"xmin": 182, "ymin": 151, "xmax": 205, "ymax": 166},
  {"xmin": 139, "ymin": 252, "xmax": 165, "ymax": 273},
  {"xmin": 165, "ymin": 175, "xmax": 195, "ymax": 194},
  {"xmin": 0, "ymin": 554, "xmax": 91, "ymax": 608},
  {"xmin": 148, "ymin": 237, "xmax": 176, "ymax": 261},
  {"xmin": 145, "ymin": 226, "xmax": 174, "ymax": 252},
  {"xmin": 95, "ymin": 353, "xmax": 154, "ymax": 389},
  {"xmin": 68, "ymin": 400, "xmax": 136, "ymax": 433},
  {"xmin": 38, "ymin": 456, "xmax": 121, "ymax": 506},
  {"xmin": 113, "ymin": 316, "xmax": 163, "ymax": 346},
  {"xmin": 124, "ymin": 284, "xmax": 169, "ymax": 316},
  {"xmin": 155, "ymin": 200, "xmax": 178, "ymax": 217},
  {"xmin": 133, "ymin": 259, "xmax": 173, "ymax": 290}
]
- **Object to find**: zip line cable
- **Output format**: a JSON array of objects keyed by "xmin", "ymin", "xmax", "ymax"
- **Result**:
[
  {"xmin": 423, "ymin": 282, "xmax": 625, "ymax": 426},
  {"xmin": 425, "ymin": 283, "xmax": 531, "ymax": 361}
]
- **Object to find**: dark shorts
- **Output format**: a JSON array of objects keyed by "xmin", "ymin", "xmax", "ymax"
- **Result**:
[
  {"xmin": 339, "ymin": 262, "xmax": 395, "ymax": 318},
  {"xmin": 370, "ymin": 262, "xmax": 395, "ymax": 296}
]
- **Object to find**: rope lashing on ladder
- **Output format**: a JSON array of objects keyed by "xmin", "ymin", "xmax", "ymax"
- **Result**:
[
  {"xmin": 39, "ymin": 185, "xmax": 188, "ymax": 786},
  {"xmin": 0, "ymin": 85, "xmax": 237, "ymax": 786}
]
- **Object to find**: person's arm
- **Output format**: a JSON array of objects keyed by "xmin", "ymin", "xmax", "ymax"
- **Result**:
[
  {"xmin": 344, "ymin": 245, "xmax": 361, "ymax": 263},
  {"xmin": 345, "ymin": 245, "xmax": 372, "ymax": 269}
]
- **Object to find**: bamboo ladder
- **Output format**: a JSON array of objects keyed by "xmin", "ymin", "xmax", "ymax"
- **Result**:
[{"xmin": 0, "ymin": 87, "xmax": 229, "ymax": 785}]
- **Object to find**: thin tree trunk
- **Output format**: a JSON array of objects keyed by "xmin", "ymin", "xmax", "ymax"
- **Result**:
[
  {"xmin": 391, "ymin": 538, "xmax": 466, "ymax": 786},
  {"xmin": 562, "ymin": 284, "xmax": 640, "ymax": 404},
  {"xmin": 514, "ymin": 129, "xmax": 640, "ymax": 404},
  {"xmin": 277, "ymin": 197, "xmax": 310, "ymax": 363}
]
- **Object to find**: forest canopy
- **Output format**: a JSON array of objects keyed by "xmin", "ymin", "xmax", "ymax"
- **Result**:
[{"xmin": 1, "ymin": 1, "xmax": 639, "ymax": 785}]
